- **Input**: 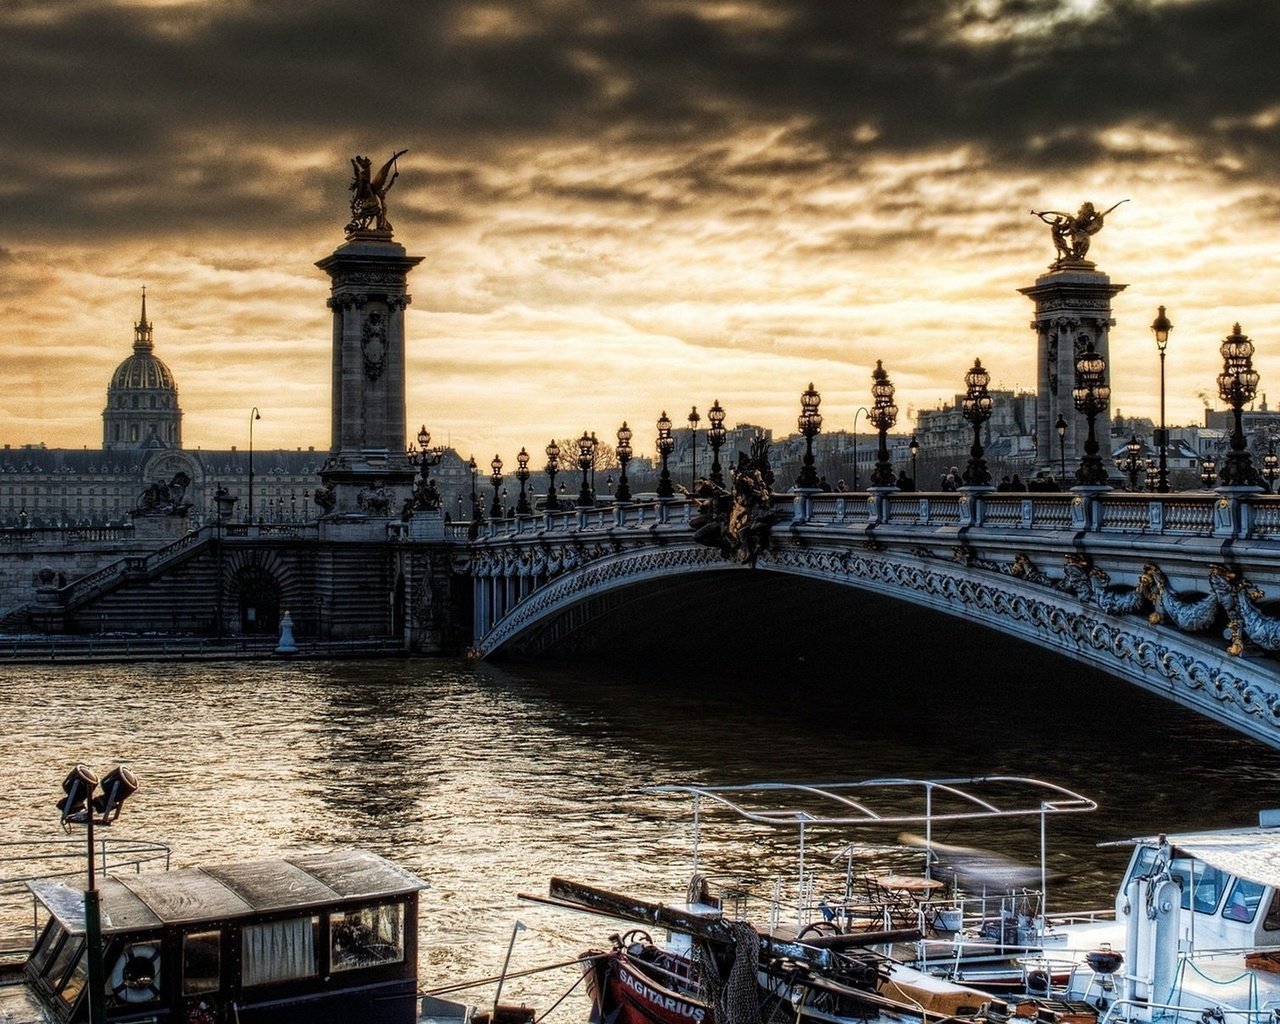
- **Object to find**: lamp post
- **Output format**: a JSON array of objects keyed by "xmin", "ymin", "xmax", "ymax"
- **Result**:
[
  {"xmin": 1201, "ymin": 456, "xmax": 1218, "ymax": 488},
  {"xmin": 1121, "ymin": 434, "xmax": 1144, "ymax": 490},
  {"xmin": 1265, "ymin": 447, "xmax": 1279, "ymax": 493},
  {"xmin": 1145, "ymin": 459, "xmax": 1159, "ymax": 493},
  {"xmin": 588, "ymin": 431, "xmax": 599, "ymax": 497},
  {"xmin": 795, "ymin": 383, "xmax": 822, "ymax": 489},
  {"xmin": 515, "ymin": 447, "xmax": 532, "ymax": 515},
  {"xmin": 960, "ymin": 358, "xmax": 993, "ymax": 487},
  {"xmin": 1151, "ymin": 306, "xmax": 1173, "ymax": 493},
  {"xmin": 869, "ymin": 361, "xmax": 898, "ymax": 487},
  {"xmin": 1071, "ymin": 340, "xmax": 1111, "ymax": 486},
  {"xmin": 57, "ymin": 764, "xmax": 139, "ymax": 1024},
  {"xmin": 1217, "ymin": 323, "xmax": 1263, "ymax": 488},
  {"xmin": 707, "ymin": 401, "xmax": 727, "ymax": 486},
  {"xmin": 468, "ymin": 456, "xmax": 479, "ymax": 520},
  {"xmin": 489, "ymin": 455, "xmax": 504, "ymax": 517},
  {"xmin": 687, "ymin": 406, "xmax": 700, "ymax": 486},
  {"xmin": 656, "ymin": 411, "xmax": 675, "ymax": 498},
  {"xmin": 908, "ymin": 436, "xmax": 919, "ymax": 489},
  {"xmin": 576, "ymin": 431, "xmax": 594, "ymax": 507},
  {"xmin": 544, "ymin": 440, "xmax": 560, "ymax": 511},
  {"xmin": 615, "ymin": 422, "xmax": 633, "ymax": 502},
  {"xmin": 1055, "ymin": 413, "xmax": 1067, "ymax": 483},
  {"xmin": 851, "ymin": 406, "xmax": 870, "ymax": 490},
  {"xmin": 248, "ymin": 406, "xmax": 261, "ymax": 523}
]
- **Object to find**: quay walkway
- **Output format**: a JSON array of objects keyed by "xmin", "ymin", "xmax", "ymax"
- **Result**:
[{"xmin": 0, "ymin": 634, "xmax": 405, "ymax": 664}]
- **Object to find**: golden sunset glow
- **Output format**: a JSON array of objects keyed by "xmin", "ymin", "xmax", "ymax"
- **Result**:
[{"xmin": 3, "ymin": 0, "xmax": 1280, "ymax": 460}]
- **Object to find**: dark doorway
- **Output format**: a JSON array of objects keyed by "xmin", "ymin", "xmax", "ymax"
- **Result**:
[{"xmin": 232, "ymin": 564, "xmax": 280, "ymax": 636}]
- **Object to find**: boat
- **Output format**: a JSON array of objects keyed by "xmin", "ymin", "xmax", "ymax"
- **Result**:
[
  {"xmin": 0, "ymin": 844, "xmax": 534, "ymax": 1024},
  {"xmin": 528, "ymin": 777, "xmax": 1100, "ymax": 1023}
]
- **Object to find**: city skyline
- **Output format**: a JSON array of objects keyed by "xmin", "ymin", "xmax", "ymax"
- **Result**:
[{"xmin": 3, "ymin": 0, "xmax": 1280, "ymax": 460}]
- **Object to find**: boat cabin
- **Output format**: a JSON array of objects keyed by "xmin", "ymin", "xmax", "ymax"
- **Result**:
[
  {"xmin": 0, "ymin": 849, "xmax": 426, "ymax": 1024},
  {"xmin": 1113, "ymin": 823, "xmax": 1280, "ymax": 953}
]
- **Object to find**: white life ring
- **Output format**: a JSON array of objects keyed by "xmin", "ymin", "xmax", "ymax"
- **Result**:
[{"xmin": 110, "ymin": 942, "xmax": 162, "ymax": 1003}]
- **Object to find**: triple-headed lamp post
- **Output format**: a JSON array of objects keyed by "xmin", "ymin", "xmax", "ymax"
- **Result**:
[
  {"xmin": 1071, "ymin": 340, "xmax": 1111, "ymax": 486},
  {"xmin": 687, "ymin": 406, "xmax": 700, "ymax": 486},
  {"xmin": 489, "ymin": 454, "xmax": 504, "ymax": 517},
  {"xmin": 58, "ymin": 764, "xmax": 140, "ymax": 1024},
  {"xmin": 1217, "ymin": 323, "xmax": 1263, "ymax": 488},
  {"xmin": 707, "ymin": 400, "xmax": 727, "ymax": 486},
  {"xmin": 795, "ymin": 383, "xmax": 822, "ymax": 489},
  {"xmin": 656, "ymin": 411, "xmax": 675, "ymax": 498},
  {"xmin": 545, "ymin": 440, "xmax": 561, "ymax": 511},
  {"xmin": 515, "ymin": 447, "xmax": 532, "ymax": 515},
  {"xmin": 1151, "ymin": 306, "xmax": 1173, "ymax": 493},
  {"xmin": 576, "ymin": 431, "xmax": 595, "ymax": 507},
  {"xmin": 615, "ymin": 422, "xmax": 633, "ymax": 502},
  {"xmin": 869, "ymin": 361, "xmax": 898, "ymax": 487},
  {"xmin": 1122, "ymin": 435, "xmax": 1144, "ymax": 490},
  {"xmin": 960, "ymin": 358, "xmax": 993, "ymax": 487}
]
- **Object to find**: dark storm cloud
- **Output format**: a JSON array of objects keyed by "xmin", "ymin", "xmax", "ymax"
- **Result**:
[{"xmin": 3, "ymin": 0, "xmax": 1279, "ymax": 238}]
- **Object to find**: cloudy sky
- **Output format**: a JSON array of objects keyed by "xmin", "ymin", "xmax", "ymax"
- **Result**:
[{"xmin": 4, "ymin": 0, "xmax": 1280, "ymax": 460}]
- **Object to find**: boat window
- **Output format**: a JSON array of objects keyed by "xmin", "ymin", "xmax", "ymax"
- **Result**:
[
  {"xmin": 1167, "ymin": 858, "xmax": 1227, "ymax": 914},
  {"xmin": 1124, "ymin": 846, "xmax": 1159, "ymax": 887},
  {"xmin": 243, "ymin": 916, "xmax": 319, "ymax": 986},
  {"xmin": 57, "ymin": 949, "xmax": 88, "ymax": 1007},
  {"xmin": 1223, "ymin": 879, "xmax": 1265, "ymax": 923},
  {"xmin": 44, "ymin": 935, "xmax": 84, "ymax": 992},
  {"xmin": 1266, "ymin": 890, "xmax": 1280, "ymax": 932},
  {"xmin": 330, "ymin": 903, "xmax": 405, "ymax": 972},
  {"xmin": 28, "ymin": 921, "xmax": 65, "ymax": 977},
  {"xmin": 182, "ymin": 929, "xmax": 222, "ymax": 995}
]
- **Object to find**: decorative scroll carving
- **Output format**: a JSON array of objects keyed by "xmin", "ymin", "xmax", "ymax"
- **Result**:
[{"xmin": 361, "ymin": 312, "xmax": 387, "ymax": 381}]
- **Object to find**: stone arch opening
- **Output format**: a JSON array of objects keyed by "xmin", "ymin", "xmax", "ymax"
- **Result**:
[{"xmin": 229, "ymin": 563, "xmax": 281, "ymax": 636}]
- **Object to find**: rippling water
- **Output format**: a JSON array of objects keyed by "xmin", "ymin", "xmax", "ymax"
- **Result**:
[{"xmin": 4, "ymin": 644, "xmax": 1280, "ymax": 1019}]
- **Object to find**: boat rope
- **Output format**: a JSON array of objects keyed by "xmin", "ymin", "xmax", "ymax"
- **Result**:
[
  {"xmin": 419, "ymin": 953, "xmax": 608, "ymax": 996},
  {"xmin": 531, "ymin": 961, "xmax": 591, "ymax": 1023}
]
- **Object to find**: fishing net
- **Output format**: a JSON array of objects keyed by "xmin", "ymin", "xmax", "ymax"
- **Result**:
[{"xmin": 694, "ymin": 920, "xmax": 786, "ymax": 1024}]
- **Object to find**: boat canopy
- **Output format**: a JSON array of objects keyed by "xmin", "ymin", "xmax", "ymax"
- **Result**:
[
  {"xmin": 27, "ymin": 848, "xmax": 428, "ymax": 936},
  {"xmin": 1104, "ymin": 828, "xmax": 1280, "ymax": 889}
]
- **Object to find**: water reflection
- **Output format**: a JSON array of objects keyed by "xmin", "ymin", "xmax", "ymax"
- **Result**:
[{"xmin": 2, "ymin": 642, "xmax": 1279, "ymax": 1019}]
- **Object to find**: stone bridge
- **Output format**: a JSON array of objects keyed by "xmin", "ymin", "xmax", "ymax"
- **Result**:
[{"xmin": 462, "ymin": 488, "xmax": 1280, "ymax": 749}]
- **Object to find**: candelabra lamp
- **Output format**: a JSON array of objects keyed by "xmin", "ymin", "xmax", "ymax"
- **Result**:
[
  {"xmin": 1145, "ymin": 459, "xmax": 1159, "ymax": 493},
  {"xmin": 795, "ymin": 383, "xmax": 822, "ymax": 489},
  {"xmin": 656, "ymin": 411, "xmax": 675, "ymax": 498},
  {"xmin": 515, "ymin": 447, "xmax": 532, "ymax": 515},
  {"xmin": 1151, "ymin": 306, "xmax": 1173, "ymax": 492},
  {"xmin": 960, "ymin": 358, "xmax": 993, "ymax": 487},
  {"xmin": 615, "ymin": 422, "xmax": 634, "ymax": 502},
  {"xmin": 707, "ymin": 400, "xmax": 727, "ymax": 486},
  {"xmin": 545, "ymin": 439, "xmax": 561, "ymax": 510},
  {"xmin": 489, "ymin": 454, "xmax": 504, "ymax": 517},
  {"xmin": 1071, "ymin": 340, "xmax": 1111, "ymax": 486},
  {"xmin": 1201, "ymin": 456, "xmax": 1218, "ymax": 489},
  {"xmin": 1217, "ymin": 323, "xmax": 1263, "ymax": 488},
  {"xmin": 687, "ymin": 406, "xmax": 700, "ymax": 485},
  {"xmin": 1265, "ymin": 447, "xmax": 1279, "ymax": 493},
  {"xmin": 869, "ymin": 361, "xmax": 898, "ymax": 487},
  {"xmin": 576, "ymin": 430, "xmax": 595, "ymax": 507},
  {"xmin": 1121, "ymin": 434, "xmax": 1144, "ymax": 490}
]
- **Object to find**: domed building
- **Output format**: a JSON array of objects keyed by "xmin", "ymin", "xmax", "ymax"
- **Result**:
[{"xmin": 102, "ymin": 289, "xmax": 182, "ymax": 450}]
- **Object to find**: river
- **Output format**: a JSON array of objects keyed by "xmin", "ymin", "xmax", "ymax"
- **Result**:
[{"xmin": 3, "ymin": 642, "xmax": 1280, "ymax": 1019}]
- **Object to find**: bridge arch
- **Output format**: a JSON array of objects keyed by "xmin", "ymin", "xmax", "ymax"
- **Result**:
[{"xmin": 472, "ymin": 536, "xmax": 1280, "ymax": 748}]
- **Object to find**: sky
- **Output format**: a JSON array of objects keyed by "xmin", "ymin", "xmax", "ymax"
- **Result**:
[{"xmin": 4, "ymin": 0, "xmax": 1280, "ymax": 461}]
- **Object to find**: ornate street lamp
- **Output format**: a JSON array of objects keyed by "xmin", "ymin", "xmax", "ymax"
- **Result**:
[
  {"xmin": 656, "ymin": 411, "xmax": 675, "ymax": 498},
  {"xmin": 707, "ymin": 400, "xmax": 727, "ymax": 486},
  {"xmin": 1201, "ymin": 456, "xmax": 1218, "ymax": 488},
  {"xmin": 615, "ymin": 422, "xmax": 633, "ymax": 502},
  {"xmin": 869, "ymin": 362, "xmax": 898, "ymax": 487},
  {"xmin": 795, "ymin": 383, "xmax": 822, "ymax": 489},
  {"xmin": 1122, "ymin": 434, "xmax": 1144, "ymax": 490},
  {"xmin": 687, "ymin": 406, "xmax": 701, "ymax": 485},
  {"xmin": 851, "ymin": 406, "xmax": 870, "ymax": 490},
  {"xmin": 1145, "ymin": 459, "xmax": 1159, "ymax": 492},
  {"xmin": 544, "ymin": 439, "xmax": 561, "ymax": 511},
  {"xmin": 1055, "ymin": 413, "xmax": 1067, "ymax": 483},
  {"xmin": 1151, "ymin": 306, "xmax": 1173, "ymax": 493},
  {"xmin": 515, "ymin": 447, "xmax": 532, "ymax": 515},
  {"xmin": 1265, "ymin": 447, "xmax": 1279, "ymax": 493},
  {"xmin": 908, "ymin": 436, "xmax": 919, "ymax": 488},
  {"xmin": 57, "ymin": 764, "xmax": 139, "ymax": 1024},
  {"xmin": 588, "ymin": 431, "xmax": 599, "ymax": 496},
  {"xmin": 248, "ymin": 406, "xmax": 261, "ymax": 523},
  {"xmin": 576, "ymin": 430, "xmax": 594, "ymax": 507},
  {"xmin": 1071, "ymin": 340, "xmax": 1111, "ymax": 486},
  {"xmin": 489, "ymin": 454, "xmax": 503, "ymax": 517},
  {"xmin": 468, "ymin": 455, "xmax": 479, "ymax": 520},
  {"xmin": 1217, "ymin": 323, "xmax": 1263, "ymax": 488},
  {"xmin": 960, "ymin": 359, "xmax": 993, "ymax": 487}
]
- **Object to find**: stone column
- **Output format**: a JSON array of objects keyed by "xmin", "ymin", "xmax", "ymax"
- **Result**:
[
  {"xmin": 316, "ymin": 232, "xmax": 424, "ymax": 518},
  {"xmin": 1020, "ymin": 264, "xmax": 1126, "ymax": 481}
]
